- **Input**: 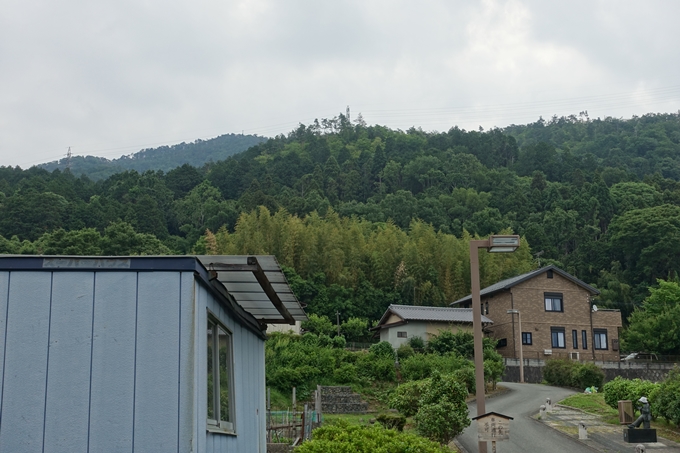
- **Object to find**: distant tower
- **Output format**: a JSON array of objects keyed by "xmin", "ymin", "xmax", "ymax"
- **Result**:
[
  {"xmin": 66, "ymin": 147, "xmax": 72, "ymax": 172},
  {"xmin": 346, "ymin": 105, "xmax": 351, "ymax": 123}
]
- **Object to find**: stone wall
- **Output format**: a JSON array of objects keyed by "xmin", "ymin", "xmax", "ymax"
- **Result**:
[
  {"xmin": 502, "ymin": 358, "xmax": 678, "ymax": 384},
  {"xmin": 319, "ymin": 386, "xmax": 368, "ymax": 414}
]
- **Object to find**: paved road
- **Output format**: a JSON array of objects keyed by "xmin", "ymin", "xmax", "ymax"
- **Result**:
[{"xmin": 457, "ymin": 382, "xmax": 594, "ymax": 453}]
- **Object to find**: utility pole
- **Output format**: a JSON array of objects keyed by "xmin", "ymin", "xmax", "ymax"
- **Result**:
[{"xmin": 66, "ymin": 147, "xmax": 72, "ymax": 172}]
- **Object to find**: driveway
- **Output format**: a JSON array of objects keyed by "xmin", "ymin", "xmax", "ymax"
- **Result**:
[{"xmin": 456, "ymin": 382, "xmax": 595, "ymax": 453}]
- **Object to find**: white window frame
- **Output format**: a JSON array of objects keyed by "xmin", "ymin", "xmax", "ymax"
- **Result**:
[{"xmin": 207, "ymin": 312, "xmax": 236, "ymax": 434}]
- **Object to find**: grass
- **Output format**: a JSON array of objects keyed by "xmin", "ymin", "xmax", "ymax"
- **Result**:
[{"xmin": 559, "ymin": 393, "xmax": 680, "ymax": 443}]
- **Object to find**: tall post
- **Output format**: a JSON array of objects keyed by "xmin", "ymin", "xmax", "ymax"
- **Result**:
[
  {"xmin": 470, "ymin": 239, "xmax": 488, "ymax": 453},
  {"xmin": 517, "ymin": 311, "xmax": 524, "ymax": 383}
]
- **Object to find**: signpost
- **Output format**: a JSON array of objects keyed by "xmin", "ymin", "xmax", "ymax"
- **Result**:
[{"xmin": 472, "ymin": 412, "xmax": 514, "ymax": 453}]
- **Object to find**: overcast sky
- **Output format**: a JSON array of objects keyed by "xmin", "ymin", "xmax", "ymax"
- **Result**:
[{"xmin": 1, "ymin": 0, "xmax": 679, "ymax": 168}]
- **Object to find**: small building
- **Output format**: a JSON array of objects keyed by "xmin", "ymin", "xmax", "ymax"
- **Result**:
[
  {"xmin": 373, "ymin": 304, "xmax": 493, "ymax": 349},
  {"xmin": 0, "ymin": 255, "xmax": 306, "ymax": 453},
  {"xmin": 451, "ymin": 265, "xmax": 622, "ymax": 361}
]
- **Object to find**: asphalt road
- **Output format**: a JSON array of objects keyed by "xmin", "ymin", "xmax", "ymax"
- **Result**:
[{"xmin": 456, "ymin": 382, "xmax": 594, "ymax": 453}]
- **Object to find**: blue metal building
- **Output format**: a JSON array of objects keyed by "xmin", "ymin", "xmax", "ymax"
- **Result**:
[{"xmin": 0, "ymin": 255, "xmax": 306, "ymax": 453}]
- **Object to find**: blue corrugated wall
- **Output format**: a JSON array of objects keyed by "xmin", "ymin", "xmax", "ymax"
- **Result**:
[{"xmin": 0, "ymin": 270, "xmax": 266, "ymax": 453}]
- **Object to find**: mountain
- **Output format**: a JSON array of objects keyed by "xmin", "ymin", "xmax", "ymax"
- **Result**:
[{"xmin": 40, "ymin": 133, "xmax": 266, "ymax": 180}]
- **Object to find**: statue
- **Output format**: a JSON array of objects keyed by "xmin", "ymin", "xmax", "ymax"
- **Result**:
[{"xmin": 628, "ymin": 397, "xmax": 651, "ymax": 429}]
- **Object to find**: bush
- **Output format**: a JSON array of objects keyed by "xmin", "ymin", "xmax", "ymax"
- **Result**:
[
  {"xmin": 573, "ymin": 363, "xmax": 605, "ymax": 390},
  {"xmin": 408, "ymin": 335, "xmax": 426, "ymax": 350},
  {"xmin": 294, "ymin": 421, "xmax": 449, "ymax": 453},
  {"xmin": 400, "ymin": 352, "xmax": 472, "ymax": 381},
  {"xmin": 333, "ymin": 364, "xmax": 358, "ymax": 384},
  {"xmin": 390, "ymin": 380, "xmax": 426, "ymax": 417},
  {"xmin": 452, "ymin": 367, "xmax": 476, "ymax": 394},
  {"xmin": 369, "ymin": 341, "xmax": 396, "ymax": 359},
  {"xmin": 396, "ymin": 343, "xmax": 414, "ymax": 360},
  {"xmin": 543, "ymin": 359, "xmax": 576, "ymax": 387},
  {"xmin": 603, "ymin": 376, "xmax": 660, "ymax": 416},
  {"xmin": 376, "ymin": 413, "xmax": 406, "ymax": 431},
  {"xmin": 301, "ymin": 314, "xmax": 335, "ymax": 337},
  {"xmin": 654, "ymin": 367, "xmax": 680, "ymax": 427},
  {"xmin": 426, "ymin": 330, "xmax": 474, "ymax": 357},
  {"xmin": 357, "ymin": 353, "xmax": 396, "ymax": 382}
]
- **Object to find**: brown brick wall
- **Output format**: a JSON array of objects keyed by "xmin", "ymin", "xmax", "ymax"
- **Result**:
[{"xmin": 485, "ymin": 272, "xmax": 622, "ymax": 361}]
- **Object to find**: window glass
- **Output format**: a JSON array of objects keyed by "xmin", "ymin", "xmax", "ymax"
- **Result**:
[
  {"xmin": 522, "ymin": 332, "xmax": 532, "ymax": 345},
  {"xmin": 594, "ymin": 329, "xmax": 608, "ymax": 350},
  {"xmin": 397, "ymin": 331, "xmax": 407, "ymax": 338},
  {"xmin": 207, "ymin": 314, "xmax": 234, "ymax": 432},
  {"xmin": 545, "ymin": 296, "xmax": 563, "ymax": 312},
  {"xmin": 218, "ymin": 326, "xmax": 231, "ymax": 423},
  {"xmin": 207, "ymin": 319, "xmax": 215, "ymax": 420},
  {"xmin": 582, "ymin": 330, "xmax": 588, "ymax": 349},
  {"xmin": 572, "ymin": 330, "xmax": 578, "ymax": 349},
  {"xmin": 551, "ymin": 328, "xmax": 565, "ymax": 348}
]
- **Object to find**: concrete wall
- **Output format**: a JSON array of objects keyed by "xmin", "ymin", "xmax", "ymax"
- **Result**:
[
  {"xmin": 485, "ymin": 272, "xmax": 622, "ymax": 361},
  {"xmin": 502, "ymin": 358, "xmax": 677, "ymax": 384}
]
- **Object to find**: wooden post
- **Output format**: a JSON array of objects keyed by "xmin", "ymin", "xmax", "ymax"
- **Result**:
[
  {"xmin": 301, "ymin": 404, "xmax": 307, "ymax": 440},
  {"xmin": 292, "ymin": 387, "xmax": 297, "ymax": 440}
]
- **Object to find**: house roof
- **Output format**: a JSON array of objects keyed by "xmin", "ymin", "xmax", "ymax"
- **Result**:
[
  {"xmin": 376, "ymin": 304, "xmax": 493, "ymax": 328},
  {"xmin": 450, "ymin": 264, "xmax": 600, "ymax": 306}
]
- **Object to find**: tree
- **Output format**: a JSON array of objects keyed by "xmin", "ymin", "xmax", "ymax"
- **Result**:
[{"xmin": 622, "ymin": 279, "xmax": 680, "ymax": 355}]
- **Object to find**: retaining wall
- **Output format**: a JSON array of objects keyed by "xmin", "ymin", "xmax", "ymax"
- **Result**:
[{"xmin": 502, "ymin": 359, "xmax": 678, "ymax": 384}]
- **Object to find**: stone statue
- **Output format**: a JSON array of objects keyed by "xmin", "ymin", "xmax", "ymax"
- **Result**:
[{"xmin": 629, "ymin": 397, "xmax": 651, "ymax": 429}]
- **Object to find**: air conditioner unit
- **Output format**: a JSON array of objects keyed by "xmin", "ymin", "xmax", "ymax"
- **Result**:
[
  {"xmin": 544, "ymin": 349, "xmax": 553, "ymax": 355},
  {"xmin": 570, "ymin": 352, "xmax": 580, "ymax": 360}
]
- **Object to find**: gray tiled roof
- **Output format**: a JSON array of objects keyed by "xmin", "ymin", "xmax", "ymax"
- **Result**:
[
  {"xmin": 450, "ymin": 264, "xmax": 599, "ymax": 305},
  {"xmin": 385, "ymin": 304, "xmax": 493, "ymax": 324}
]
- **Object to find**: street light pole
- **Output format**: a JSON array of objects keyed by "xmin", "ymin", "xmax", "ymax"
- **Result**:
[
  {"xmin": 507, "ymin": 309, "xmax": 524, "ymax": 383},
  {"xmin": 470, "ymin": 235, "xmax": 520, "ymax": 453},
  {"xmin": 470, "ymin": 240, "xmax": 488, "ymax": 453}
]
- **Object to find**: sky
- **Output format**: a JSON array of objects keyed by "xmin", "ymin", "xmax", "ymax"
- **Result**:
[{"xmin": 1, "ymin": 0, "xmax": 679, "ymax": 168}]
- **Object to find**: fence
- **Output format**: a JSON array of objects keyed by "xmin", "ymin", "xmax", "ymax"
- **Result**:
[{"xmin": 266, "ymin": 407, "xmax": 321, "ymax": 443}]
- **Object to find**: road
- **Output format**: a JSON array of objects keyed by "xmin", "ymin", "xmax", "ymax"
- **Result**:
[{"xmin": 456, "ymin": 382, "xmax": 593, "ymax": 453}]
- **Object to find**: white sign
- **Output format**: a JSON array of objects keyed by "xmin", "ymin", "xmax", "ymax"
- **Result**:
[{"xmin": 476, "ymin": 414, "xmax": 510, "ymax": 441}]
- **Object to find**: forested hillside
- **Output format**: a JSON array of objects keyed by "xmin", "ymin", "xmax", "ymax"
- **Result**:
[
  {"xmin": 2, "ymin": 112, "xmax": 680, "ymax": 324},
  {"xmin": 40, "ymin": 133, "xmax": 265, "ymax": 180}
]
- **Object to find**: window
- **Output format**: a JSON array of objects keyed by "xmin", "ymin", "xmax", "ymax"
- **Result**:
[
  {"xmin": 551, "ymin": 327, "xmax": 566, "ymax": 348},
  {"xmin": 582, "ymin": 330, "xmax": 587, "ymax": 350},
  {"xmin": 594, "ymin": 329, "xmax": 608, "ymax": 350},
  {"xmin": 485, "ymin": 302, "xmax": 489, "ymax": 315},
  {"xmin": 544, "ymin": 293, "xmax": 563, "ymax": 312},
  {"xmin": 207, "ymin": 314, "xmax": 235, "ymax": 433},
  {"xmin": 521, "ymin": 332, "xmax": 532, "ymax": 345},
  {"xmin": 547, "ymin": 270, "xmax": 553, "ymax": 279},
  {"xmin": 397, "ymin": 331, "xmax": 407, "ymax": 338},
  {"xmin": 572, "ymin": 330, "xmax": 578, "ymax": 349},
  {"xmin": 497, "ymin": 338, "xmax": 508, "ymax": 348}
]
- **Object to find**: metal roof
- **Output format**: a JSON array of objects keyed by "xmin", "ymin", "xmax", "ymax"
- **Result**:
[
  {"xmin": 196, "ymin": 255, "xmax": 307, "ymax": 325},
  {"xmin": 450, "ymin": 264, "xmax": 600, "ymax": 305},
  {"xmin": 378, "ymin": 304, "xmax": 492, "ymax": 326}
]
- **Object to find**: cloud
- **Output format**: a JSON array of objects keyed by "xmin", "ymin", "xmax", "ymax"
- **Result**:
[{"xmin": 0, "ymin": 0, "xmax": 678, "ymax": 167}]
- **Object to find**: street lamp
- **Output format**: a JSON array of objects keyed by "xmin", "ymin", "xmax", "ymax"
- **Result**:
[
  {"xmin": 470, "ymin": 235, "xmax": 520, "ymax": 453},
  {"xmin": 506, "ymin": 309, "xmax": 524, "ymax": 384}
]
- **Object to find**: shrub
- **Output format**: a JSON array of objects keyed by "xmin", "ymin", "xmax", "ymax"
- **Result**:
[
  {"xmin": 333, "ymin": 364, "xmax": 358, "ymax": 384},
  {"xmin": 396, "ymin": 343, "xmax": 414, "ymax": 360},
  {"xmin": 357, "ymin": 354, "xmax": 396, "ymax": 382},
  {"xmin": 654, "ymin": 367, "xmax": 680, "ymax": 427},
  {"xmin": 426, "ymin": 330, "xmax": 474, "ymax": 357},
  {"xmin": 376, "ymin": 413, "xmax": 406, "ymax": 431},
  {"xmin": 573, "ymin": 363, "xmax": 605, "ymax": 389},
  {"xmin": 543, "ymin": 359, "xmax": 576, "ymax": 387},
  {"xmin": 603, "ymin": 376, "xmax": 660, "ymax": 416},
  {"xmin": 452, "ymin": 367, "xmax": 476, "ymax": 394},
  {"xmin": 369, "ymin": 341, "xmax": 396, "ymax": 359},
  {"xmin": 401, "ymin": 352, "xmax": 472, "ymax": 381},
  {"xmin": 294, "ymin": 421, "xmax": 449, "ymax": 453},
  {"xmin": 390, "ymin": 380, "xmax": 426, "ymax": 417},
  {"xmin": 408, "ymin": 335, "xmax": 426, "ymax": 350},
  {"xmin": 301, "ymin": 314, "xmax": 335, "ymax": 337}
]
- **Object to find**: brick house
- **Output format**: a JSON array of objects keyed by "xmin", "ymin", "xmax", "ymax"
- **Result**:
[
  {"xmin": 372, "ymin": 304, "xmax": 493, "ymax": 349},
  {"xmin": 451, "ymin": 265, "xmax": 622, "ymax": 361}
]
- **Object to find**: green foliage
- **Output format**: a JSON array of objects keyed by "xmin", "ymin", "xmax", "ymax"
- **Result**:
[
  {"xmin": 603, "ymin": 376, "xmax": 660, "ymax": 415},
  {"xmin": 369, "ymin": 341, "xmax": 396, "ymax": 359},
  {"xmin": 396, "ymin": 343, "xmax": 414, "ymax": 360},
  {"xmin": 390, "ymin": 371, "xmax": 471, "ymax": 445},
  {"xmin": 653, "ymin": 367, "xmax": 680, "ymax": 427},
  {"xmin": 375, "ymin": 413, "xmax": 406, "ymax": 432},
  {"xmin": 407, "ymin": 336, "xmax": 425, "ymax": 350},
  {"xmin": 623, "ymin": 279, "xmax": 680, "ymax": 355},
  {"xmin": 426, "ymin": 330, "xmax": 474, "ymax": 357},
  {"xmin": 340, "ymin": 317, "xmax": 369, "ymax": 342},
  {"xmin": 543, "ymin": 359, "xmax": 605, "ymax": 389},
  {"xmin": 294, "ymin": 420, "xmax": 449, "ymax": 453},
  {"xmin": 400, "ymin": 352, "xmax": 472, "ymax": 381},
  {"xmin": 301, "ymin": 314, "xmax": 336, "ymax": 337}
]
